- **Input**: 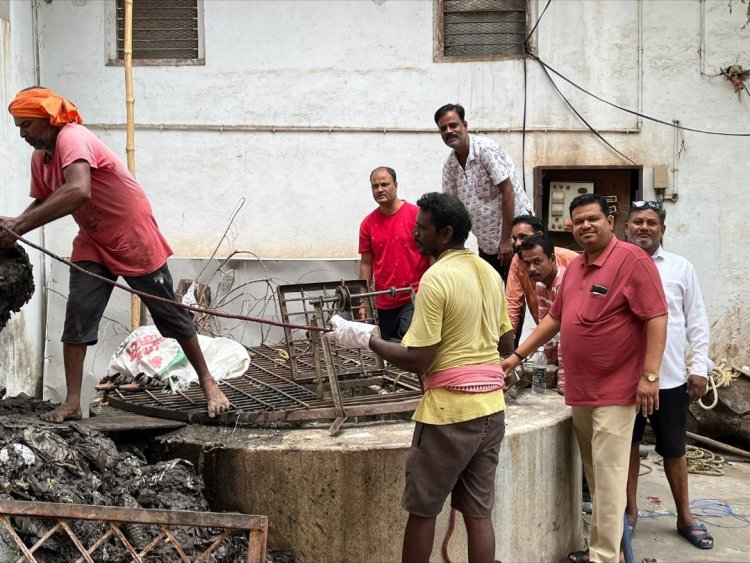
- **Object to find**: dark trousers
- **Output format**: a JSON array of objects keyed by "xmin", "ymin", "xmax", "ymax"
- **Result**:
[
  {"xmin": 478, "ymin": 249, "xmax": 510, "ymax": 284},
  {"xmin": 377, "ymin": 302, "xmax": 415, "ymax": 341}
]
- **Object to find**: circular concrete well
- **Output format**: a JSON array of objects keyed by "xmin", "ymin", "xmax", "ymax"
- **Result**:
[{"xmin": 157, "ymin": 390, "xmax": 582, "ymax": 563}]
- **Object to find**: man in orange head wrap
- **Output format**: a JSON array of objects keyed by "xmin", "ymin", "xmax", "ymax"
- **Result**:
[{"xmin": 2, "ymin": 87, "xmax": 231, "ymax": 423}]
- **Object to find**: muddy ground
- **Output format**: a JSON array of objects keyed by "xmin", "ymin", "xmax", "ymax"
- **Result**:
[{"xmin": 0, "ymin": 396, "xmax": 293, "ymax": 562}]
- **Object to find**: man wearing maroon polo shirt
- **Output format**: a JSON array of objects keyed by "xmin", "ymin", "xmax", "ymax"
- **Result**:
[{"xmin": 502, "ymin": 193, "xmax": 667, "ymax": 563}]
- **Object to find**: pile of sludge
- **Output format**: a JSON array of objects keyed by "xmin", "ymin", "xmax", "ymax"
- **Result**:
[
  {"xmin": 0, "ymin": 398, "xmax": 249, "ymax": 562},
  {"xmin": 0, "ymin": 244, "xmax": 35, "ymax": 332}
]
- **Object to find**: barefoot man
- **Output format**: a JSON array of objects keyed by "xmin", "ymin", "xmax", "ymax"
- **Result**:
[{"xmin": 1, "ymin": 87, "xmax": 230, "ymax": 422}]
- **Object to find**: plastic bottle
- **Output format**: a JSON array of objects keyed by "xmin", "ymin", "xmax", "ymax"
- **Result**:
[{"xmin": 531, "ymin": 347, "xmax": 547, "ymax": 396}]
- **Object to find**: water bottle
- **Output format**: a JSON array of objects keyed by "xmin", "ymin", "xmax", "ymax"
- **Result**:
[{"xmin": 531, "ymin": 347, "xmax": 546, "ymax": 395}]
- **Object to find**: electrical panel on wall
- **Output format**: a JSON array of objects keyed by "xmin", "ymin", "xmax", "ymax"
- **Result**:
[{"xmin": 548, "ymin": 182, "xmax": 594, "ymax": 232}]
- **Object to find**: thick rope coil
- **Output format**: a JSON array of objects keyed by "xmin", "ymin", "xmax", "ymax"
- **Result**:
[{"xmin": 698, "ymin": 359, "xmax": 748, "ymax": 410}]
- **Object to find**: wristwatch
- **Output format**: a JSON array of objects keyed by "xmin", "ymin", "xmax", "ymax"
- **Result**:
[{"xmin": 643, "ymin": 372, "xmax": 659, "ymax": 382}]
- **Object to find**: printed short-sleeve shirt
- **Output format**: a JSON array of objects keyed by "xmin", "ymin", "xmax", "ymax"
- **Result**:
[{"xmin": 442, "ymin": 134, "xmax": 532, "ymax": 254}]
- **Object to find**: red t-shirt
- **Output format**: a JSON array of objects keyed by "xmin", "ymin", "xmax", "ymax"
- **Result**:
[
  {"xmin": 549, "ymin": 235, "xmax": 667, "ymax": 406},
  {"xmin": 358, "ymin": 201, "xmax": 430, "ymax": 309},
  {"xmin": 29, "ymin": 124, "xmax": 172, "ymax": 276}
]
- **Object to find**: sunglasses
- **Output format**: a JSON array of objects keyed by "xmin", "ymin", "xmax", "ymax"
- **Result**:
[{"xmin": 630, "ymin": 200, "xmax": 662, "ymax": 211}]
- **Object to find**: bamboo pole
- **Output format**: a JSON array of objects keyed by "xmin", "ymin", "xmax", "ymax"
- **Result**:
[{"xmin": 123, "ymin": 0, "xmax": 144, "ymax": 330}]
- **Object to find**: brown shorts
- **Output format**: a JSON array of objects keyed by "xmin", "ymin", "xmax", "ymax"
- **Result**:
[
  {"xmin": 401, "ymin": 411, "xmax": 505, "ymax": 518},
  {"xmin": 63, "ymin": 261, "xmax": 196, "ymax": 345}
]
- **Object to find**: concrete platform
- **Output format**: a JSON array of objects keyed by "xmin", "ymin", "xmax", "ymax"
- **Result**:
[
  {"xmin": 156, "ymin": 389, "xmax": 581, "ymax": 563},
  {"xmin": 626, "ymin": 445, "xmax": 750, "ymax": 563}
]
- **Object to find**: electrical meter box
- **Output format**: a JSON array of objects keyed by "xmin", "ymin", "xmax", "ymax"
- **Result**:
[{"xmin": 547, "ymin": 182, "xmax": 594, "ymax": 232}]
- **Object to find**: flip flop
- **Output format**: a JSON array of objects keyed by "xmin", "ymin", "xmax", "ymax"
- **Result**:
[
  {"xmin": 677, "ymin": 523, "xmax": 714, "ymax": 549},
  {"xmin": 626, "ymin": 516, "xmax": 637, "ymax": 538}
]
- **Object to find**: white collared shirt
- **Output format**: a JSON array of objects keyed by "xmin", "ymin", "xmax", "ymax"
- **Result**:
[
  {"xmin": 442, "ymin": 134, "xmax": 532, "ymax": 254},
  {"xmin": 651, "ymin": 246, "xmax": 710, "ymax": 389}
]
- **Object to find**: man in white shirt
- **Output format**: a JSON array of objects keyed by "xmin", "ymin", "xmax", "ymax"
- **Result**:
[
  {"xmin": 624, "ymin": 201, "xmax": 713, "ymax": 550},
  {"xmin": 435, "ymin": 103, "xmax": 532, "ymax": 282}
]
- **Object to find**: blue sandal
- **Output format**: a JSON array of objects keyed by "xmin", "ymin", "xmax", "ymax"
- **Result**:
[
  {"xmin": 626, "ymin": 516, "xmax": 637, "ymax": 538},
  {"xmin": 677, "ymin": 523, "xmax": 714, "ymax": 549}
]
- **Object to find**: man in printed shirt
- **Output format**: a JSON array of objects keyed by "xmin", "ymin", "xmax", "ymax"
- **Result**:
[
  {"xmin": 2, "ymin": 87, "xmax": 230, "ymax": 422},
  {"xmin": 502, "ymin": 194, "xmax": 667, "ymax": 563},
  {"xmin": 331, "ymin": 192, "xmax": 513, "ymax": 563},
  {"xmin": 623, "ymin": 201, "xmax": 713, "ymax": 550},
  {"xmin": 358, "ymin": 167, "xmax": 430, "ymax": 341},
  {"xmin": 506, "ymin": 214, "xmax": 578, "ymax": 346},
  {"xmin": 435, "ymin": 103, "xmax": 532, "ymax": 282},
  {"xmin": 519, "ymin": 233, "xmax": 567, "ymax": 394}
]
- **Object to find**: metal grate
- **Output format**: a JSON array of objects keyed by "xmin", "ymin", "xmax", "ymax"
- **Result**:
[
  {"xmin": 116, "ymin": 0, "xmax": 199, "ymax": 61},
  {"xmin": 104, "ymin": 344, "xmax": 422, "ymax": 427},
  {"xmin": 276, "ymin": 279, "xmax": 377, "ymax": 381},
  {"xmin": 442, "ymin": 0, "xmax": 526, "ymax": 57},
  {"xmin": 0, "ymin": 499, "xmax": 267, "ymax": 563},
  {"xmin": 103, "ymin": 280, "xmax": 422, "ymax": 431}
]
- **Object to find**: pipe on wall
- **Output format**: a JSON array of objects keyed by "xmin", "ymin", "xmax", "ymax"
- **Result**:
[{"xmin": 85, "ymin": 123, "xmax": 642, "ymax": 135}]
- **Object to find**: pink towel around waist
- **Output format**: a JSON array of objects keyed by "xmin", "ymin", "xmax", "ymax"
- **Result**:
[{"xmin": 424, "ymin": 364, "xmax": 505, "ymax": 393}]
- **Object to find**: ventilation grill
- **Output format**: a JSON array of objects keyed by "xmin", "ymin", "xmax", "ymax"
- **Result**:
[
  {"xmin": 116, "ymin": 0, "xmax": 199, "ymax": 60},
  {"xmin": 443, "ymin": 0, "xmax": 526, "ymax": 57}
]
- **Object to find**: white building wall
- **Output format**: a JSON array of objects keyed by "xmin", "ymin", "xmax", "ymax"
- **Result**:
[
  {"xmin": 0, "ymin": 0, "xmax": 45, "ymax": 396},
  {"xmin": 1, "ymin": 0, "xmax": 748, "ymax": 397}
]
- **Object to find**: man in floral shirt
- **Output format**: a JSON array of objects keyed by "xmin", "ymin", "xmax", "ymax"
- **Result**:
[{"xmin": 435, "ymin": 103, "xmax": 532, "ymax": 282}]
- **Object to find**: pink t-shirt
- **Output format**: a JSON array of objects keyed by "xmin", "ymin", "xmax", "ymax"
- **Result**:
[
  {"xmin": 549, "ymin": 236, "xmax": 667, "ymax": 407},
  {"xmin": 358, "ymin": 201, "xmax": 430, "ymax": 309},
  {"xmin": 29, "ymin": 124, "xmax": 172, "ymax": 276}
]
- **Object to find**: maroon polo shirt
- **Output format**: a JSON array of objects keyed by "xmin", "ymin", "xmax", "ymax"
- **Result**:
[{"xmin": 549, "ymin": 235, "xmax": 667, "ymax": 406}]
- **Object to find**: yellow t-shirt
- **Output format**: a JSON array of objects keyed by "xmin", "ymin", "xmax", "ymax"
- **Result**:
[{"xmin": 402, "ymin": 249, "xmax": 512, "ymax": 424}]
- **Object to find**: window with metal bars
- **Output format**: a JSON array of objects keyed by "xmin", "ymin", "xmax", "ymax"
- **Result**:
[
  {"xmin": 435, "ymin": 0, "xmax": 528, "ymax": 60},
  {"xmin": 112, "ymin": 0, "xmax": 203, "ymax": 64}
]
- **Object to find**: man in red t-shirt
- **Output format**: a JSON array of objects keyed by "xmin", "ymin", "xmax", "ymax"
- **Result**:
[
  {"xmin": 2, "ymin": 87, "xmax": 230, "ymax": 423},
  {"xmin": 502, "ymin": 194, "xmax": 667, "ymax": 563},
  {"xmin": 358, "ymin": 167, "xmax": 430, "ymax": 340}
]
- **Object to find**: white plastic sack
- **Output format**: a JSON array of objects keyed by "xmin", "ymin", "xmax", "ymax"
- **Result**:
[{"xmin": 106, "ymin": 325, "xmax": 251, "ymax": 392}]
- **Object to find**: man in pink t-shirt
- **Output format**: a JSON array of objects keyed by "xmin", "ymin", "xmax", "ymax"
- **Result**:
[
  {"xmin": 358, "ymin": 167, "xmax": 430, "ymax": 340},
  {"xmin": 2, "ymin": 87, "xmax": 230, "ymax": 423},
  {"xmin": 503, "ymin": 194, "xmax": 667, "ymax": 563}
]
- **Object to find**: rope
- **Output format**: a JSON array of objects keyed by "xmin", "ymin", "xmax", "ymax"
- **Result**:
[
  {"xmin": 0, "ymin": 226, "xmax": 329, "ymax": 333},
  {"xmin": 698, "ymin": 359, "xmax": 748, "ymax": 410},
  {"xmin": 655, "ymin": 445, "xmax": 725, "ymax": 476},
  {"xmin": 441, "ymin": 507, "xmax": 458, "ymax": 563}
]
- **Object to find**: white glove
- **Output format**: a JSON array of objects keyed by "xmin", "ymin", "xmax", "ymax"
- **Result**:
[{"xmin": 329, "ymin": 314, "xmax": 380, "ymax": 349}]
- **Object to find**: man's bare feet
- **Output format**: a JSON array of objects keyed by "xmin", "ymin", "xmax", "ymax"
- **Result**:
[
  {"xmin": 39, "ymin": 403, "xmax": 82, "ymax": 423},
  {"xmin": 202, "ymin": 379, "xmax": 231, "ymax": 418}
]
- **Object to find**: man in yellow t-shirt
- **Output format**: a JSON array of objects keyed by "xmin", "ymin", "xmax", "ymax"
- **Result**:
[{"xmin": 330, "ymin": 192, "xmax": 513, "ymax": 563}]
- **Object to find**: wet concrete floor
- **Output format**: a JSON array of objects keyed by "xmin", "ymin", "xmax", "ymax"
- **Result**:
[{"xmin": 597, "ymin": 445, "xmax": 750, "ymax": 563}]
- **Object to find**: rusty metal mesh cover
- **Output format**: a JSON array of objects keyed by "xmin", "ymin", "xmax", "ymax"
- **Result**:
[{"xmin": 104, "ymin": 280, "xmax": 422, "ymax": 426}]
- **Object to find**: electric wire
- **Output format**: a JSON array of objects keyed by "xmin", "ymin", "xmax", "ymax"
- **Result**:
[
  {"xmin": 520, "ymin": 0, "xmax": 552, "ymax": 193},
  {"xmin": 534, "ymin": 55, "xmax": 750, "ymax": 137},
  {"xmin": 536, "ymin": 57, "xmax": 637, "ymax": 165},
  {"xmin": 525, "ymin": 0, "xmax": 552, "ymax": 44}
]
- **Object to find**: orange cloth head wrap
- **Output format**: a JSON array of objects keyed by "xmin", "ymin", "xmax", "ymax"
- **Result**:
[{"xmin": 8, "ymin": 87, "xmax": 83, "ymax": 126}]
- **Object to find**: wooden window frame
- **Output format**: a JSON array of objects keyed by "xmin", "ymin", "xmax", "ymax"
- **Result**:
[
  {"xmin": 105, "ymin": 0, "xmax": 205, "ymax": 67},
  {"xmin": 434, "ymin": 0, "xmax": 535, "ymax": 63}
]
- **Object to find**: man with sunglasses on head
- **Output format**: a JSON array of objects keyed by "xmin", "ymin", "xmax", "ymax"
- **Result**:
[{"xmin": 623, "ymin": 200, "xmax": 713, "ymax": 550}]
